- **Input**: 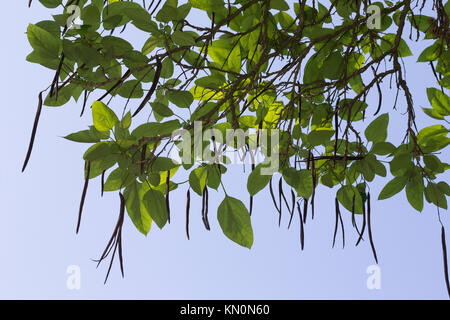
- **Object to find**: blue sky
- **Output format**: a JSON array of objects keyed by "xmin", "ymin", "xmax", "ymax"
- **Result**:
[{"xmin": 0, "ymin": 1, "xmax": 449, "ymax": 299}]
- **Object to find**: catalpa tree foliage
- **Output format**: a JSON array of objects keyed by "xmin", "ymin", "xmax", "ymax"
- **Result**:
[{"xmin": 24, "ymin": 0, "xmax": 449, "ymax": 291}]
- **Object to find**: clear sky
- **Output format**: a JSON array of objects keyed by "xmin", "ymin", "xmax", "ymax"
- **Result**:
[{"xmin": 0, "ymin": 1, "xmax": 449, "ymax": 299}]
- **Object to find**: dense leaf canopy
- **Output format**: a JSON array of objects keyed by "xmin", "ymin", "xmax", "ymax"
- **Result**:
[{"xmin": 24, "ymin": 0, "xmax": 449, "ymax": 287}]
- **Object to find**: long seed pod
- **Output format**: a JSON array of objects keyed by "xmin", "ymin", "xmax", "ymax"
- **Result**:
[
  {"xmin": 351, "ymin": 195, "xmax": 356, "ymax": 228},
  {"xmin": 278, "ymin": 177, "xmax": 283, "ymax": 227},
  {"xmin": 50, "ymin": 53, "xmax": 65, "ymax": 98},
  {"xmin": 303, "ymin": 197, "xmax": 308, "ymax": 224},
  {"xmin": 333, "ymin": 103, "xmax": 339, "ymax": 167},
  {"xmin": 367, "ymin": 193, "xmax": 378, "ymax": 263},
  {"xmin": 204, "ymin": 187, "xmax": 210, "ymax": 230},
  {"xmin": 98, "ymin": 69, "xmax": 131, "ymax": 102},
  {"xmin": 186, "ymin": 189, "xmax": 191, "ymax": 240},
  {"xmin": 165, "ymin": 171, "xmax": 170, "ymax": 224},
  {"xmin": 333, "ymin": 198, "xmax": 339, "ymax": 248},
  {"xmin": 288, "ymin": 189, "xmax": 296, "ymax": 229},
  {"xmin": 337, "ymin": 199, "xmax": 345, "ymax": 249},
  {"xmin": 96, "ymin": 192, "xmax": 126, "ymax": 284},
  {"xmin": 372, "ymin": 66, "xmax": 383, "ymax": 116},
  {"xmin": 80, "ymin": 89, "xmax": 88, "ymax": 117},
  {"xmin": 269, "ymin": 178, "xmax": 280, "ymax": 214},
  {"xmin": 76, "ymin": 161, "xmax": 91, "ymax": 234},
  {"xmin": 355, "ymin": 197, "xmax": 367, "ymax": 246},
  {"xmin": 132, "ymin": 57, "xmax": 162, "ymax": 117},
  {"xmin": 101, "ymin": 170, "xmax": 105, "ymax": 197},
  {"xmin": 201, "ymin": 187, "xmax": 210, "ymax": 230},
  {"xmin": 441, "ymin": 226, "xmax": 450, "ymax": 298},
  {"xmin": 311, "ymin": 154, "xmax": 316, "ymax": 220},
  {"xmin": 249, "ymin": 159, "xmax": 255, "ymax": 216},
  {"xmin": 297, "ymin": 201, "xmax": 304, "ymax": 250},
  {"xmin": 22, "ymin": 92, "xmax": 43, "ymax": 172},
  {"xmin": 333, "ymin": 197, "xmax": 345, "ymax": 248}
]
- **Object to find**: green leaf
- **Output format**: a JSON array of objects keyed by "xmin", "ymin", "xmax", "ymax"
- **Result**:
[
  {"xmin": 247, "ymin": 164, "xmax": 272, "ymax": 196},
  {"xmin": 365, "ymin": 113, "xmax": 389, "ymax": 143},
  {"xmin": 425, "ymin": 182, "xmax": 448, "ymax": 209},
  {"xmin": 151, "ymin": 102, "xmax": 174, "ymax": 117},
  {"xmin": 27, "ymin": 23, "xmax": 60, "ymax": 58},
  {"xmin": 121, "ymin": 112, "xmax": 132, "ymax": 129},
  {"xmin": 117, "ymin": 80, "xmax": 144, "ymax": 99},
  {"xmin": 270, "ymin": 0, "xmax": 289, "ymax": 11},
  {"xmin": 206, "ymin": 164, "xmax": 223, "ymax": 189},
  {"xmin": 64, "ymin": 130, "xmax": 101, "ymax": 143},
  {"xmin": 142, "ymin": 188, "xmax": 168, "ymax": 229},
  {"xmin": 297, "ymin": 170, "xmax": 314, "ymax": 199},
  {"xmin": 124, "ymin": 182, "xmax": 152, "ymax": 235},
  {"xmin": 437, "ymin": 181, "xmax": 450, "ymax": 196},
  {"xmin": 83, "ymin": 142, "xmax": 114, "ymax": 161},
  {"xmin": 378, "ymin": 175, "xmax": 408, "ymax": 200},
  {"xmin": 160, "ymin": 58, "xmax": 174, "ymax": 79},
  {"xmin": 151, "ymin": 157, "xmax": 179, "ymax": 172},
  {"xmin": 380, "ymin": 34, "xmax": 412, "ymax": 57},
  {"xmin": 427, "ymin": 87, "xmax": 450, "ymax": 117},
  {"xmin": 92, "ymin": 101, "xmax": 119, "ymax": 132},
  {"xmin": 172, "ymin": 30, "xmax": 196, "ymax": 46},
  {"xmin": 189, "ymin": 166, "xmax": 208, "ymax": 196},
  {"xmin": 167, "ymin": 90, "xmax": 194, "ymax": 108},
  {"xmin": 371, "ymin": 141, "xmax": 395, "ymax": 155},
  {"xmin": 131, "ymin": 120, "xmax": 180, "ymax": 139},
  {"xmin": 308, "ymin": 128, "xmax": 335, "ymax": 146},
  {"xmin": 217, "ymin": 196, "xmax": 253, "ymax": 249},
  {"xmin": 155, "ymin": 0, "xmax": 179, "ymax": 22},
  {"xmin": 103, "ymin": 167, "xmax": 135, "ymax": 191},
  {"xmin": 39, "ymin": 0, "xmax": 62, "ymax": 8},
  {"xmin": 417, "ymin": 125, "xmax": 450, "ymax": 153},
  {"xmin": 405, "ymin": 174, "xmax": 424, "ymax": 212},
  {"xmin": 337, "ymin": 185, "xmax": 364, "ymax": 214},
  {"xmin": 189, "ymin": 0, "xmax": 224, "ymax": 13}
]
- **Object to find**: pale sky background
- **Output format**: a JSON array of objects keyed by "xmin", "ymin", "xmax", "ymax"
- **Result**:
[{"xmin": 0, "ymin": 1, "xmax": 449, "ymax": 299}]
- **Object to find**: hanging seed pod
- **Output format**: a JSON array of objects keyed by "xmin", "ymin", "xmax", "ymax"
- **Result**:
[
  {"xmin": 76, "ymin": 161, "xmax": 91, "ymax": 234},
  {"xmin": 97, "ymin": 192, "xmax": 126, "ymax": 284},
  {"xmin": 80, "ymin": 90, "xmax": 88, "ymax": 117},
  {"xmin": 269, "ymin": 177, "xmax": 280, "ymax": 214},
  {"xmin": 311, "ymin": 153, "xmax": 316, "ymax": 220},
  {"xmin": 333, "ymin": 198, "xmax": 339, "ymax": 248},
  {"xmin": 205, "ymin": 187, "xmax": 210, "ymax": 230},
  {"xmin": 22, "ymin": 92, "xmax": 43, "ymax": 172},
  {"xmin": 303, "ymin": 198, "xmax": 308, "ymax": 224},
  {"xmin": 98, "ymin": 69, "xmax": 131, "ymax": 102},
  {"xmin": 101, "ymin": 170, "xmax": 105, "ymax": 197},
  {"xmin": 287, "ymin": 189, "xmax": 296, "ymax": 229},
  {"xmin": 278, "ymin": 177, "xmax": 283, "ymax": 227},
  {"xmin": 441, "ymin": 226, "xmax": 450, "ymax": 298},
  {"xmin": 132, "ymin": 57, "xmax": 162, "ymax": 117},
  {"xmin": 186, "ymin": 189, "xmax": 191, "ymax": 240},
  {"xmin": 355, "ymin": 196, "xmax": 367, "ymax": 246},
  {"xmin": 297, "ymin": 201, "xmax": 305, "ymax": 250},
  {"xmin": 165, "ymin": 171, "xmax": 171, "ymax": 224},
  {"xmin": 367, "ymin": 193, "xmax": 378, "ymax": 263},
  {"xmin": 333, "ymin": 197, "xmax": 345, "ymax": 248},
  {"xmin": 50, "ymin": 53, "xmax": 65, "ymax": 99},
  {"xmin": 338, "ymin": 199, "xmax": 345, "ymax": 249}
]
